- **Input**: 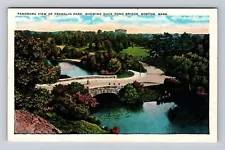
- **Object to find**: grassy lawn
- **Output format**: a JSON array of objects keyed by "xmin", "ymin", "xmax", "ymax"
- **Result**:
[
  {"xmin": 117, "ymin": 71, "xmax": 134, "ymax": 78},
  {"xmin": 57, "ymin": 45, "xmax": 66, "ymax": 49},
  {"xmin": 77, "ymin": 45, "xmax": 89, "ymax": 51},
  {"xmin": 122, "ymin": 47, "xmax": 149, "ymax": 60},
  {"xmin": 44, "ymin": 112, "xmax": 108, "ymax": 134},
  {"xmin": 56, "ymin": 45, "xmax": 89, "ymax": 51}
]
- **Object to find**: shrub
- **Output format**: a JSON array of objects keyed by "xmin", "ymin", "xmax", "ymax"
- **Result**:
[
  {"xmin": 111, "ymin": 127, "xmax": 120, "ymax": 134},
  {"xmin": 130, "ymin": 62, "xmax": 147, "ymax": 73},
  {"xmin": 100, "ymin": 70, "xmax": 113, "ymax": 75},
  {"xmin": 116, "ymin": 71, "xmax": 134, "ymax": 78},
  {"xmin": 95, "ymin": 63, "xmax": 101, "ymax": 70},
  {"xmin": 164, "ymin": 78, "xmax": 180, "ymax": 86},
  {"xmin": 52, "ymin": 97, "xmax": 90, "ymax": 120},
  {"xmin": 51, "ymin": 84, "xmax": 69, "ymax": 97},
  {"xmin": 132, "ymin": 81, "xmax": 144, "ymax": 92},
  {"xmin": 69, "ymin": 120, "xmax": 108, "ymax": 134},
  {"xmin": 107, "ymin": 58, "xmax": 122, "ymax": 74},
  {"xmin": 15, "ymin": 88, "xmax": 51, "ymax": 113},
  {"xmin": 86, "ymin": 116, "xmax": 101, "ymax": 125},
  {"xmin": 75, "ymin": 51, "xmax": 83, "ymax": 58},
  {"xmin": 61, "ymin": 55, "xmax": 66, "ymax": 59},
  {"xmin": 119, "ymin": 84, "xmax": 143, "ymax": 105},
  {"xmin": 73, "ymin": 92, "xmax": 97, "ymax": 108},
  {"xmin": 68, "ymin": 82, "xmax": 88, "ymax": 95},
  {"xmin": 50, "ymin": 82, "xmax": 96, "ymax": 120}
]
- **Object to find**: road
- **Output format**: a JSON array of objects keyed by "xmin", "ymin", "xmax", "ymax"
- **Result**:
[
  {"xmin": 61, "ymin": 59, "xmax": 81, "ymax": 63},
  {"xmin": 86, "ymin": 63, "xmax": 171, "ymax": 88},
  {"xmin": 36, "ymin": 62, "xmax": 172, "ymax": 91}
]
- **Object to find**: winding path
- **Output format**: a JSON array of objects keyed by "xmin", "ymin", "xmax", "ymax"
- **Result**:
[{"xmin": 36, "ymin": 62, "xmax": 172, "ymax": 91}]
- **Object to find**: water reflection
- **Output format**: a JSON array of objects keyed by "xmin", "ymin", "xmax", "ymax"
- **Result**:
[
  {"xmin": 93, "ymin": 101, "xmax": 209, "ymax": 134},
  {"xmin": 59, "ymin": 62, "xmax": 99, "ymax": 77}
]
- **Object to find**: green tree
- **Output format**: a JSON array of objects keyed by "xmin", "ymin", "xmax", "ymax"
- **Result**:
[
  {"xmin": 88, "ymin": 55, "xmax": 97, "ymax": 68},
  {"xmin": 89, "ymin": 42, "xmax": 93, "ymax": 50},
  {"xmin": 197, "ymin": 44, "xmax": 204, "ymax": 56},
  {"xmin": 123, "ymin": 40, "xmax": 129, "ymax": 49},
  {"xmin": 95, "ymin": 52, "xmax": 105, "ymax": 63},
  {"xmin": 62, "ymin": 46, "xmax": 69, "ymax": 54},
  {"xmin": 120, "ymin": 84, "xmax": 141, "ymax": 104},
  {"xmin": 52, "ymin": 96, "xmax": 90, "ymax": 120},
  {"xmin": 97, "ymin": 29, "xmax": 102, "ymax": 35},
  {"xmin": 50, "ymin": 82, "xmax": 95, "ymax": 120},
  {"xmin": 14, "ymin": 31, "xmax": 60, "ymax": 112},
  {"xmin": 107, "ymin": 58, "xmax": 122, "ymax": 74},
  {"xmin": 167, "ymin": 53, "xmax": 209, "ymax": 88},
  {"xmin": 94, "ymin": 35, "xmax": 101, "ymax": 50},
  {"xmin": 108, "ymin": 50, "xmax": 117, "ymax": 58},
  {"xmin": 119, "ymin": 43, "xmax": 124, "ymax": 50},
  {"xmin": 68, "ymin": 82, "xmax": 88, "ymax": 95},
  {"xmin": 15, "ymin": 31, "xmax": 60, "ymax": 90},
  {"xmin": 15, "ymin": 88, "xmax": 51, "ymax": 113},
  {"xmin": 104, "ymin": 40, "xmax": 112, "ymax": 51}
]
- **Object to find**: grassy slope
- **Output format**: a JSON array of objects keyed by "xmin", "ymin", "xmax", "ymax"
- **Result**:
[
  {"xmin": 56, "ymin": 45, "xmax": 89, "ymax": 51},
  {"xmin": 71, "ymin": 120, "xmax": 108, "ymax": 134},
  {"xmin": 56, "ymin": 45, "xmax": 66, "ymax": 50},
  {"xmin": 122, "ymin": 47, "xmax": 149, "ymax": 60},
  {"xmin": 45, "ymin": 112, "xmax": 108, "ymax": 134},
  {"xmin": 56, "ymin": 46, "xmax": 150, "ymax": 57},
  {"xmin": 117, "ymin": 71, "xmax": 134, "ymax": 78}
]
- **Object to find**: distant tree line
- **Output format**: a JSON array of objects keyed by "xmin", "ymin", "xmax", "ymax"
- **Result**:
[{"xmin": 16, "ymin": 30, "xmax": 209, "ymax": 89}]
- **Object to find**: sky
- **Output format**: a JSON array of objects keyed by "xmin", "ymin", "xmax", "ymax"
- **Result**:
[{"xmin": 15, "ymin": 15, "xmax": 209, "ymax": 34}]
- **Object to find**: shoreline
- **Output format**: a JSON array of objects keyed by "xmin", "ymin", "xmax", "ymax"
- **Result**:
[{"xmin": 37, "ymin": 61, "xmax": 173, "ymax": 91}]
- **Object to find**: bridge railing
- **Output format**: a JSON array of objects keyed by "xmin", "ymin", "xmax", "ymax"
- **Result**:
[
  {"xmin": 87, "ymin": 85, "xmax": 125, "ymax": 89},
  {"xmin": 58, "ymin": 75, "xmax": 117, "ymax": 82}
]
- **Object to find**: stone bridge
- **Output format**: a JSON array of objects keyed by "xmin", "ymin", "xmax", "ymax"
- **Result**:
[{"xmin": 88, "ymin": 86, "xmax": 124, "ymax": 97}]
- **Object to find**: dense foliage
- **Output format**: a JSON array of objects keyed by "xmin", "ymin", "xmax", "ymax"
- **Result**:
[
  {"xmin": 166, "ymin": 52, "xmax": 209, "ymax": 89},
  {"xmin": 37, "ymin": 82, "xmax": 107, "ymax": 133},
  {"xmin": 43, "ymin": 113, "xmax": 107, "ymax": 134},
  {"xmin": 14, "ymin": 31, "xmax": 111, "ymax": 134},
  {"xmin": 50, "ymin": 83, "xmax": 96, "ymax": 120},
  {"xmin": 67, "ymin": 120, "xmax": 108, "ymax": 134},
  {"xmin": 15, "ymin": 31, "xmax": 61, "ymax": 90},
  {"xmin": 14, "ymin": 30, "xmax": 210, "ymax": 132},
  {"xmin": 119, "ymin": 81, "xmax": 145, "ymax": 105},
  {"xmin": 116, "ymin": 71, "xmax": 134, "ymax": 78},
  {"xmin": 80, "ymin": 51, "xmax": 146, "ymax": 75},
  {"xmin": 15, "ymin": 88, "xmax": 51, "ymax": 113},
  {"xmin": 147, "ymin": 33, "xmax": 209, "ymax": 59},
  {"xmin": 144, "ymin": 33, "xmax": 209, "ymax": 122},
  {"xmin": 15, "ymin": 31, "xmax": 61, "ymax": 113}
]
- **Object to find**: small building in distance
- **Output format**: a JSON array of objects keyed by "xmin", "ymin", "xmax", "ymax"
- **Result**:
[
  {"xmin": 115, "ymin": 29, "xmax": 127, "ymax": 34},
  {"xmin": 97, "ymin": 29, "xmax": 102, "ymax": 34}
]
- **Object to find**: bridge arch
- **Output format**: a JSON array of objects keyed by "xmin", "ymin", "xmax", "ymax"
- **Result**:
[
  {"xmin": 93, "ymin": 93, "xmax": 120, "ymax": 105},
  {"xmin": 88, "ymin": 86, "xmax": 123, "ymax": 97}
]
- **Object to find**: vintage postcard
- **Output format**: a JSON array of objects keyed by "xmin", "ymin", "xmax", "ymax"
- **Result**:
[{"xmin": 8, "ymin": 8, "xmax": 217, "ymax": 142}]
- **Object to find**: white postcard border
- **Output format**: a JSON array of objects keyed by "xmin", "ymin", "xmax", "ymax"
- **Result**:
[{"xmin": 7, "ymin": 8, "xmax": 218, "ymax": 142}]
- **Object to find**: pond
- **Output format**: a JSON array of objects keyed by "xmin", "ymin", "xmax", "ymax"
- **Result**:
[
  {"xmin": 59, "ymin": 62, "xmax": 99, "ymax": 77},
  {"xmin": 92, "ymin": 98, "xmax": 209, "ymax": 134}
]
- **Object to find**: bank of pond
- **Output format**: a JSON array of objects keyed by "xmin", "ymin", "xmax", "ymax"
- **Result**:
[
  {"xmin": 38, "ymin": 81, "xmax": 209, "ymax": 134},
  {"xmin": 49, "ymin": 53, "xmax": 146, "ymax": 79},
  {"xmin": 42, "ymin": 60, "xmax": 209, "ymax": 134},
  {"xmin": 92, "ymin": 100, "xmax": 209, "ymax": 134},
  {"xmin": 58, "ymin": 61, "xmax": 99, "ymax": 78},
  {"xmin": 58, "ymin": 61, "xmax": 135, "ymax": 79}
]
